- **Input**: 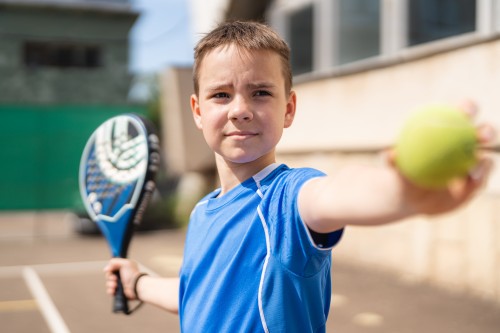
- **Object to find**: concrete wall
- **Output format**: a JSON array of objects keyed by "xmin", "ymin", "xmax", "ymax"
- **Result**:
[
  {"xmin": 277, "ymin": 38, "xmax": 500, "ymax": 303},
  {"xmin": 159, "ymin": 67, "xmax": 214, "ymax": 175},
  {"xmin": 279, "ymin": 40, "xmax": 500, "ymax": 155},
  {"xmin": 187, "ymin": 0, "xmax": 229, "ymax": 39}
]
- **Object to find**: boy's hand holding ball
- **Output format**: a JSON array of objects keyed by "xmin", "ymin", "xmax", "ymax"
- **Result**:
[
  {"xmin": 395, "ymin": 104, "xmax": 478, "ymax": 188},
  {"xmin": 391, "ymin": 102, "xmax": 495, "ymax": 215}
]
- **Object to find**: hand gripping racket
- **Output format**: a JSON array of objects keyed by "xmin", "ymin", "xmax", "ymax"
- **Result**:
[{"xmin": 79, "ymin": 114, "xmax": 160, "ymax": 314}]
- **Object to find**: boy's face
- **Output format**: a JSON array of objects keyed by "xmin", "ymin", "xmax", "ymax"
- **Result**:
[{"xmin": 191, "ymin": 44, "xmax": 296, "ymax": 166}]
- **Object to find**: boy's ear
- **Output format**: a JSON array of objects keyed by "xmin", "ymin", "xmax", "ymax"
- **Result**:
[
  {"xmin": 284, "ymin": 91, "xmax": 297, "ymax": 128},
  {"xmin": 191, "ymin": 94, "xmax": 203, "ymax": 130}
]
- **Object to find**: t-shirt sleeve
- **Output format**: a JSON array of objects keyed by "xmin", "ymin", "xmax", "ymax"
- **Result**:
[
  {"xmin": 308, "ymin": 227, "xmax": 344, "ymax": 249},
  {"xmin": 263, "ymin": 167, "xmax": 344, "ymax": 277}
]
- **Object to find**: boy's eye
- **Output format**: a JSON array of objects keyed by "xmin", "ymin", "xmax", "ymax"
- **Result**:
[
  {"xmin": 213, "ymin": 92, "xmax": 230, "ymax": 99},
  {"xmin": 254, "ymin": 90, "xmax": 271, "ymax": 97}
]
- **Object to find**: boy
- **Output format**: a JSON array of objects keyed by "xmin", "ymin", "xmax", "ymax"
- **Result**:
[{"xmin": 105, "ymin": 21, "xmax": 494, "ymax": 332}]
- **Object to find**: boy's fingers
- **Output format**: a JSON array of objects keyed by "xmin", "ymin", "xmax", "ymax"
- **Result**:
[
  {"xmin": 455, "ymin": 99, "xmax": 478, "ymax": 119},
  {"xmin": 105, "ymin": 272, "xmax": 118, "ymax": 282},
  {"xmin": 452, "ymin": 157, "xmax": 492, "ymax": 195},
  {"xmin": 381, "ymin": 148, "xmax": 397, "ymax": 167},
  {"xmin": 469, "ymin": 157, "xmax": 494, "ymax": 184},
  {"xmin": 104, "ymin": 258, "xmax": 128, "ymax": 273},
  {"xmin": 105, "ymin": 271, "xmax": 118, "ymax": 295},
  {"xmin": 453, "ymin": 99, "xmax": 497, "ymax": 145},
  {"xmin": 476, "ymin": 123, "xmax": 496, "ymax": 145}
]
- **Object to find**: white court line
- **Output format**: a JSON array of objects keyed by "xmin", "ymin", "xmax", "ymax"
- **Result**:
[
  {"xmin": 0, "ymin": 261, "xmax": 108, "ymax": 278},
  {"xmin": 0, "ymin": 265, "xmax": 24, "ymax": 278},
  {"xmin": 0, "ymin": 259, "xmax": 169, "ymax": 278},
  {"xmin": 28, "ymin": 261, "xmax": 108, "ymax": 275},
  {"xmin": 22, "ymin": 267, "xmax": 70, "ymax": 333}
]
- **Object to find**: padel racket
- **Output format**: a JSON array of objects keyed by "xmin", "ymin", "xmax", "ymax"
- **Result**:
[{"xmin": 79, "ymin": 114, "xmax": 160, "ymax": 314}]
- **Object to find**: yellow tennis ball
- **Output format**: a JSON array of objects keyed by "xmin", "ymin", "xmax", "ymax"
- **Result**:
[{"xmin": 395, "ymin": 104, "xmax": 478, "ymax": 189}]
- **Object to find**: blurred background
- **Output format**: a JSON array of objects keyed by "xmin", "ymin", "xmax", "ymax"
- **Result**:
[{"xmin": 1, "ymin": 0, "xmax": 500, "ymax": 332}]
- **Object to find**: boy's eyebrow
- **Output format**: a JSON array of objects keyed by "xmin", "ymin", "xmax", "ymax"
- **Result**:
[
  {"xmin": 205, "ymin": 82, "xmax": 277, "ymax": 92},
  {"xmin": 205, "ymin": 83, "xmax": 232, "ymax": 93},
  {"xmin": 247, "ymin": 82, "xmax": 276, "ymax": 90}
]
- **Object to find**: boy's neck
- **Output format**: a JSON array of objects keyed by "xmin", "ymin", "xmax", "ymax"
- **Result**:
[{"xmin": 215, "ymin": 153, "xmax": 277, "ymax": 196}]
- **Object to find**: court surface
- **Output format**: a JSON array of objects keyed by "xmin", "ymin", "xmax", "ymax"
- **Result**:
[{"xmin": 1, "ymin": 212, "xmax": 499, "ymax": 333}]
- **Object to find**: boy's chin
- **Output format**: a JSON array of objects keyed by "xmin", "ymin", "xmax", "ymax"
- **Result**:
[{"xmin": 224, "ymin": 153, "xmax": 275, "ymax": 166}]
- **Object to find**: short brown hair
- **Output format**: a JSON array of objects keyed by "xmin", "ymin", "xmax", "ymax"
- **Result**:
[{"xmin": 192, "ymin": 21, "xmax": 292, "ymax": 96}]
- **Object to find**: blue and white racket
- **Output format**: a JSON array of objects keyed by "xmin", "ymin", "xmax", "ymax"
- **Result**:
[{"xmin": 79, "ymin": 114, "xmax": 160, "ymax": 314}]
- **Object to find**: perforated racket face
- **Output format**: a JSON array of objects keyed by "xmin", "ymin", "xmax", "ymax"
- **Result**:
[{"xmin": 80, "ymin": 115, "xmax": 148, "ymax": 223}]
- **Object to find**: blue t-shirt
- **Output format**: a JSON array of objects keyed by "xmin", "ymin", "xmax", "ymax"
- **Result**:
[{"xmin": 179, "ymin": 164, "xmax": 343, "ymax": 332}]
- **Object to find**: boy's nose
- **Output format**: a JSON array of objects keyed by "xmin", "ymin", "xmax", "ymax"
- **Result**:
[{"xmin": 228, "ymin": 97, "xmax": 253, "ymax": 121}]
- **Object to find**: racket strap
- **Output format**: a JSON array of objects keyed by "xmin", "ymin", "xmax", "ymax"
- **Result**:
[
  {"xmin": 126, "ymin": 300, "xmax": 144, "ymax": 315},
  {"xmin": 133, "ymin": 272, "xmax": 149, "ymax": 301},
  {"xmin": 125, "ymin": 272, "xmax": 149, "ymax": 315}
]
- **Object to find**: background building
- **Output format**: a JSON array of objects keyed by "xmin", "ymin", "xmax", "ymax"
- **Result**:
[{"xmin": 0, "ymin": 0, "xmax": 142, "ymax": 210}]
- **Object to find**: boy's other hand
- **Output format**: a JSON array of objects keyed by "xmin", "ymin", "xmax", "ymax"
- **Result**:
[{"xmin": 104, "ymin": 258, "xmax": 141, "ymax": 300}]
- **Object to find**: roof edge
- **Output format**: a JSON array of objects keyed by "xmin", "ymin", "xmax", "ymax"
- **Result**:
[{"xmin": 0, "ymin": 0, "xmax": 138, "ymax": 15}]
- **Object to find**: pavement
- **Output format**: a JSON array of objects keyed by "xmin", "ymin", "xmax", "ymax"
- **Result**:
[{"xmin": 1, "ymin": 211, "xmax": 500, "ymax": 333}]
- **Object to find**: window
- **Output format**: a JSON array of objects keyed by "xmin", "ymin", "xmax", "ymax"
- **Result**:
[
  {"xmin": 338, "ymin": 0, "xmax": 381, "ymax": 65},
  {"xmin": 24, "ymin": 42, "xmax": 102, "ymax": 69},
  {"xmin": 408, "ymin": 0, "xmax": 476, "ymax": 46},
  {"xmin": 272, "ymin": 0, "xmax": 493, "ymax": 77},
  {"xmin": 289, "ymin": 5, "xmax": 314, "ymax": 75}
]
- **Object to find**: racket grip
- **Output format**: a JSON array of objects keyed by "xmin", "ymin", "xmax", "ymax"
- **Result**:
[{"xmin": 113, "ymin": 271, "xmax": 130, "ymax": 315}]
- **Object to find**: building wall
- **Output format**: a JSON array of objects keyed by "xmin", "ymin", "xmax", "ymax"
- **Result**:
[
  {"xmin": 277, "ymin": 38, "xmax": 500, "ymax": 303},
  {"xmin": 187, "ymin": 0, "xmax": 229, "ymax": 38},
  {"xmin": 281, "ymin": 40, "xmax": 499, "ymax": 148},
  {"xmin": 279, "ymin": 39, "xmax": 500, "ymax": 190},
  {"xmin": 0, "ymin": 1, "xmax": 141, "ymax": 210},
  {"xmin": 160, "ymin": 67, "xmax": 214, "ymax": 175},
  {"xmin": 0, "ymin": 3, "xmax": 137, "ymax": 104}
]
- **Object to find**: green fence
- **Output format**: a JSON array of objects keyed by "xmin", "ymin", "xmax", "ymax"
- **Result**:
[{"xmin": 0, "ymin": 105, "xmax": 146, "ymax": 211}]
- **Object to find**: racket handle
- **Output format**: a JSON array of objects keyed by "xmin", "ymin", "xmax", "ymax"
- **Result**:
[{"xmin": 113, "ymin": 271, "xmax": 130, "ymax": 315}]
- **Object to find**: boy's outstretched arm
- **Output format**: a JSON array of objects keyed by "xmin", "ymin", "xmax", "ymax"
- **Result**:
[
  {"xmin": 104, "ymin": 258, "xmax": 179, "ymax": 314},
  {"xmin": 298, "ymin": 157, "xmax": 492, "ymax": 234},
  {"xmin": 299, "ymin": 112, "xmax": 495, "ymax": 234}
]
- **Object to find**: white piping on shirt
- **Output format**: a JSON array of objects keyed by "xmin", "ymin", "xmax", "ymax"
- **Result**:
[
  {"xmin": 253, "ymin": 163, "xmax": 280, "ymax": 198},
  {"xmin": 253, "ymin": 163, "xmax": 279, "ymax": 332},
  {"xmin": 257, "ymin": 206, "xmax": 271, "ymax": 333}
]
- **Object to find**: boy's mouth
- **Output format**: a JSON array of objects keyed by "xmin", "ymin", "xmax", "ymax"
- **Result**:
[{"xmin": 225, "ymin": 131, "xmax": 258, "ymax": 139}]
